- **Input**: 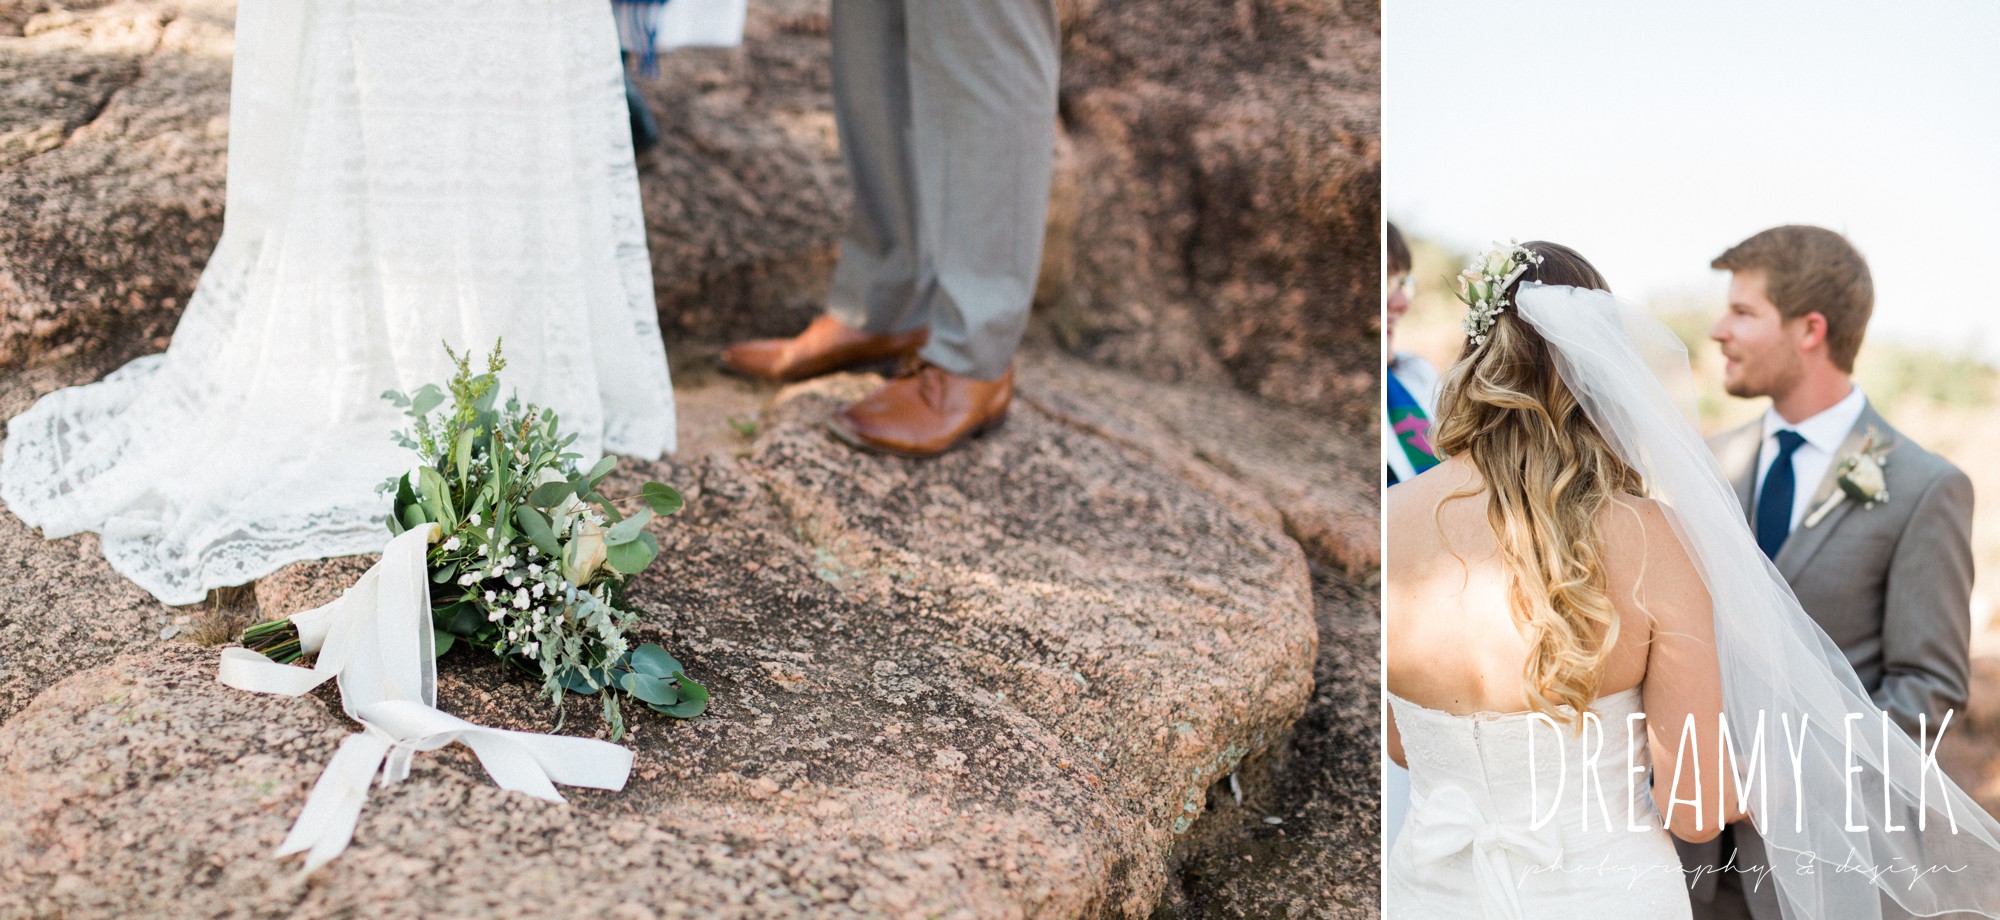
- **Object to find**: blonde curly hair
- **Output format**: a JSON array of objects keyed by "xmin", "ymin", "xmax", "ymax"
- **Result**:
[{"xmin": 1431, "ymin": 241, "xmax": 1646, "ymax": 725}]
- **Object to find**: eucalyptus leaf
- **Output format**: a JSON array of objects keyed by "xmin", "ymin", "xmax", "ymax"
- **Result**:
[
  {"xmin": 439, "ymin": 602, "xmax": 486, "ymax": 637},
  {"xmin": 618, "ymin": 671, "xmax": 678, "ymax": 707},
  {"xmin": 395, "ymin": 472, "xmax": 419, "ymax": 515},
  {"xmin": 628, "ymin": 644, "xmax": 683, "ymax": 679},
  {"xmin": 514, "ymin": 506, "xmax": 561, "ymax": 557},
  {"xmin": 417, "ymin": 467, "xmax": 455, "ymax": 526},
  {"xmin": 400, "ymin": 503, "xmax": 429, "ymax": 532},
  {"xmin": 583, "ymin": 456, "xmax": 617, "ymax": 490},
  {"xmin": 431, "ymin": 564, "xmax": 456, "ymax": 584},
  {"xmin": 557, "ymin": 667, "xmax": 597, "ymax": 695},
  {"xmin": 454, "ymin": 428, "xmax": 476, "ymax": 490},
  {"xmin": 528, "ymin": 480, "xmax": 575, "ymax": 510},
  {"xmin": 604, "ymin": 530, "xmax": 658, "ymax": 575},
  {"xmin": 650, "ymin": 674, "xmax": 708, "ymax": 718},
  {"xmin": 604, "ymin": 508, "xmax": 652, "ymax": 546},
  {"xmin": 641, "ymin": 482, "xmax": 684, "ymax": 517},
  {"xmin": 410, "ymin": 384, "xmax": 445, "ymax": 417},
  {"xmin": 432, "ymin": 629, "xmax": 455, "ymax": 657}
]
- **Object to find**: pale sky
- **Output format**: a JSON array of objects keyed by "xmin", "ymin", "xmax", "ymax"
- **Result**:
[{"xmin": 1385, "ymin": 1, "xmax": 2000, "ymax": 358}]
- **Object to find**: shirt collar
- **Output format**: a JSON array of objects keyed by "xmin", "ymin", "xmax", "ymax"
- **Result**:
[{"xmin": 1761, "ymin": 384, "xmax": 1867, "ymax": 455}]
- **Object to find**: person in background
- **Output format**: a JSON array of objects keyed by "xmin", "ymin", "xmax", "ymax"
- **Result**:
[
  {"xmin": 1379, "ymin": 221, "xmax": 1425, "ymax": 855},
  {"xmin": 1385, "ymin": 222, "xmax": 1441, "ymax": 486}
]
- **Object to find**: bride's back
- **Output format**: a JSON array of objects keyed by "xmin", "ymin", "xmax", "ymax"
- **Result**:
[
  {"xmin": 1384, "ymin": 458, "xmax": 1664, "ymax": 714},
  {"xmin": 1383, "ymin": 240, "xmax": 1729, "ymax": 857}
]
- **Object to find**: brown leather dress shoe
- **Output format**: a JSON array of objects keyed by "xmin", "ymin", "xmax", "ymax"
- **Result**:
[
  {"xmin": 828, "ymin": 362, "xmax": 1014, "ymax": 458},
  {"xmin": 719, "ymin": 315, "xmax": 927, "ymax": 382}
]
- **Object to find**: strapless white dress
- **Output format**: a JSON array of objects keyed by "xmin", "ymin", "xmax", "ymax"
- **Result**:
[{"xmin": 1386, "ymin": 686, "xmax": 1692, "ymax": 919}]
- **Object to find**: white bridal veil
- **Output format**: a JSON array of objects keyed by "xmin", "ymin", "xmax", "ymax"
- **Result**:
[{"xmin": 1515, "ymin": 282, "xmax": 2000, "ymax": 919}]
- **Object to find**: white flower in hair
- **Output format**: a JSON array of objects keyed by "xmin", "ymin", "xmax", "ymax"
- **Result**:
[{"xmin": 1454, "ymin": 240, "xmax": 1544, "ymax": 345}]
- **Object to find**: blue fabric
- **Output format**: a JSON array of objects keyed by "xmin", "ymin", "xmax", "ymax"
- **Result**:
[
  {"xmin": 1385, "ymin": 370, "xmax": 1439, "ymax": 481},
  {"xmin": 614, "ymin": 0, "xmax": 669, "ymax": 75},
  {"xmin": 1756, "ymin": 429, "xmax": 1808, "ymax": 559}
]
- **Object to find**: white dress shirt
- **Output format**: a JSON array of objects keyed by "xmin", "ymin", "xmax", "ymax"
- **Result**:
[
  {"xmin": 1384, "ymin": 351, "xmax": 1442, "ymax": 485},
  {"xmin": 1753, "ymin": 384, "xmax": 1868, "ymax": 535}
]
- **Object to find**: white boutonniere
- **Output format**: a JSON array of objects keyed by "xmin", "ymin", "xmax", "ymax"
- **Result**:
[{"xmin": 1803, "ymin": 425, "xmax": 1893, "ymax": 528}]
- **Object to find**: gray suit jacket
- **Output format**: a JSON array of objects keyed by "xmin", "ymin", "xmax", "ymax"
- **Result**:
[{"xmin": 1678, "ymin": 400, "xmax": 1975, "ymax": 920}]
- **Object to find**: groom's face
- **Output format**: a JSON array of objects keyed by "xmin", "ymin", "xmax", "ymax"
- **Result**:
[{"xmin": 1709, "ymin": 268, "xmax": 1804, "ymax": 399}]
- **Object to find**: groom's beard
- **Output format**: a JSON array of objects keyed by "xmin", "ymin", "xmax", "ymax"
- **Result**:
[{"xmin": 1722, "ymin": 350, "xmax": 1804, "ymax": 400}]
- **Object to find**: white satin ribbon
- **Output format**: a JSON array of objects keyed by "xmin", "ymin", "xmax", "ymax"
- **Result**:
[
  {"xmin": 218, "ymin": 525, "xmax": 632, "ymax": 873},
  {"xmin": 1404, "ymin": 784, "xmax": 1564, "ymax": 920}
]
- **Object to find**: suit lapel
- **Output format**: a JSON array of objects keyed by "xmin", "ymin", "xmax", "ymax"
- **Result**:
[{"xmin": 1774, "ymin": 403, "xmax": 1882, "ymax": 580}]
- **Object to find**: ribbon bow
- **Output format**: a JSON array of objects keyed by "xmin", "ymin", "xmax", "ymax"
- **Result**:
[
  {"xmin": 1404, "ymin": 784, "xmax": 1564, "ymax": 920},
  {"xmin": 217, "ymin": 525, "xmax": 633, "ymax": 873}
]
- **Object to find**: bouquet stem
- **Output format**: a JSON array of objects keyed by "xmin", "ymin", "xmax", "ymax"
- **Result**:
[{"xmin": 241, "ymin": 618, "xmax": 304, "ymax": 663}]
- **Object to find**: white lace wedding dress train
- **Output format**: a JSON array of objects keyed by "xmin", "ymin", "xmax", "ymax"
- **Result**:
[
  {"xmin": 1387, "ymin": 687, "xmax": 1692, "ymax": 919},
  {"xmin": 0, "ymin": 0, "xmax": 675, "ymax": 605}
]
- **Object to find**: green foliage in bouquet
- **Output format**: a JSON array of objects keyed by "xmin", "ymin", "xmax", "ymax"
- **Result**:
[{"xmin": 244, "ymin": 341, "xmax": 704, "ymax": 741}]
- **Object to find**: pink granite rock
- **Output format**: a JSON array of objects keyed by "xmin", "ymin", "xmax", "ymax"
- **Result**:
[{"xmin": 0, "ymin": 369, "xmax": 1322, "ymax": 918}]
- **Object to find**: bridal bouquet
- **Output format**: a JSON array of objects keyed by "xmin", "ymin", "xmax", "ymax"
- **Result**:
[{"xmin": 245, "ymin": 342, "xmax": 704, "ymax": 739}]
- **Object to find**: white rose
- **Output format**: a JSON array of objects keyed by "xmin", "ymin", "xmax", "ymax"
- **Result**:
[
  {"xmin": 1846, "ymin": 457, "xmax": 1888, "ymax": 500},
  {"xmin": 1483, "ymin": 248, "xmax": 1513, "ymax": 276},
  {"xmin": 564, "ymin": 519, "xmax": 609, "ymax": 586}
]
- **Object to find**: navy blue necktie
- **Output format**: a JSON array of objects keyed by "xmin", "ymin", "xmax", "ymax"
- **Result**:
[{"xmin": 1756, "ymin": 430, "xmax": 1809, "ymax": 559}]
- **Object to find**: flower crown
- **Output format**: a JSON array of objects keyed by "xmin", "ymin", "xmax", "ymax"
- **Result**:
[{"xmin": 1454, "ymin": 240, "xmax": 1544, "ymax": 345}]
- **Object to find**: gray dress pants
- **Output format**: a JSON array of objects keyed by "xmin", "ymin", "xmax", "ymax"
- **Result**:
[{"xmin": 824, "ymin": 0, "xmax": 1060, "ymax": 381}]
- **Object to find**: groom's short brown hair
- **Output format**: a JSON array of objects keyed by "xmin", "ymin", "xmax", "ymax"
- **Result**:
[{"xmin": 1712, "ymin": 225, "xmax": 1873, "ymax": 373}]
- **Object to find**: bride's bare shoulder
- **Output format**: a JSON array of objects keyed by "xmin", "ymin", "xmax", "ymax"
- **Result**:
[
  {"xmin": 1385, "ymin": 460, "xmax": 1477, "ymax": 540},
  {"xmin": 1385, "ymin": 457, "xmax": 1476, "ymax": 515},
  {"xmin": 1599, "ymin": 493, "xmax": 1710, "ymax": 612},
  {"xmin": 1385, "ymin": 459, "xmax": 1488, "ymax": 586},
  {"xmin": 1599, "ymin": 493, "xmax": 1678, "ymax": 544}
]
